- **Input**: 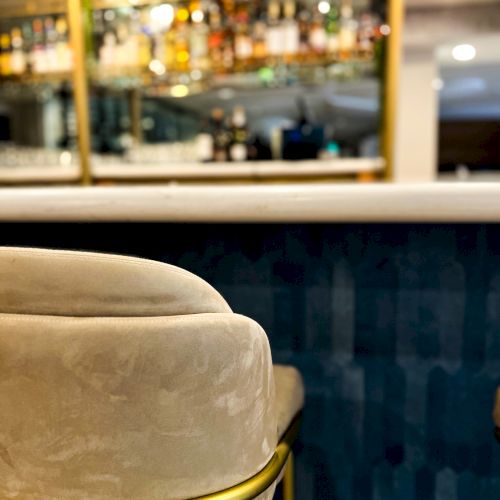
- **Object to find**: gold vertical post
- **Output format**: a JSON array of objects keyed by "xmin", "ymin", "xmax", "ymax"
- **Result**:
[
  {"xmin": 129, "ymin": 88, "xmax": 143, "ymax": 144},
  {"xmin": 382, "ymin": 0, "xmax": 404, "ymax": 181},
  {"xmin": 282, "ymin": 451, "xmax": 294, "ymax": 500},
  {"xmin": 68, "ymin": 0, "xmax": 92, "ymax": 185}
]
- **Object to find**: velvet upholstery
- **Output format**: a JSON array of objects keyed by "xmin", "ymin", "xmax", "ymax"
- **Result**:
[
  {"xmin": 0, "ymin": 247, "xmax": 304, "ymax": 499},
  {"xmin": 0, "ymin": 247, "xmax": 231, "ymax": 317},
  {"xmin": 494, "ymin": 387, "xmax": 500, "ymax": 429}
]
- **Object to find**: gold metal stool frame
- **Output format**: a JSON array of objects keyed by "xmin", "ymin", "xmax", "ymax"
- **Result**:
[{"xmin": 193, "ymin": 413, "xmax": 302, "ymax": 500}]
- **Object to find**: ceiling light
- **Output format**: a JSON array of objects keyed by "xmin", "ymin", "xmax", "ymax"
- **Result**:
[{"xmin": 452, "ymin": 44, "xmax": 476, "ymax": 62}]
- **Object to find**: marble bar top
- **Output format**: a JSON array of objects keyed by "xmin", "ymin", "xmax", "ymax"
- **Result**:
[{"xmin": 0, "ymin": 183, "xmax": 500, "ymax": 222}]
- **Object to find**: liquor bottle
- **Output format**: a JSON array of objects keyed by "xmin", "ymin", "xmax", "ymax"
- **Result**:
[
  {"xmin": 221, "ymin": 13, "xmax": 235, "ymax": 72},
  {"xmin": 116, "ymin": 22, "xmax": 131, "ymax": 68},
  {"xmin": 92, "ymin": 10, "xmax": 106, "ymax": 62},
  {"xmin": 189, "ymin": 5, "xmax": 210, "ymax": 71},
  {"xmin": 325, "ymin": 3, "xmax": 340, "ymax": 58},
  {"xmin": 22, "ymin": 22, "xmax": 34, "ymax": 73},
  {"xmin": 44, "ymin": 17, "xmax": 58, "ymax": 72},
  {"xmin": 339, "ymin": 1, "xmax": 357, "ymax": 60},
  {"xmin": 0, "ymin": 33, "xmax": 12, "ymax": 76},
  {"xmin": 55, "ymin": 17, "xmax": 72, "ymax": 72},
  {"xmin": 229, "ymin": 106, "xmax": 249, "ymax": 161},
  {"xmin": 266, "ymin": 0, "xmax": 284, "ymax": 62},
  {"xmin": 99, "ymin": 30, "xmax": 117, "ymax": 68},
  {"xmin": 10, "ymin": 28, "xmax": 26, "ymax": 75},
  {"xmin": 31, "ymin": 18, "xmax": 47, "ymax": 73},
  {"xmin": 252, "ymin": 20, "xmax": 267, "ymax": 61},
  {"xmin": 138, "ymin": 9, "xmax": 152, "ymax": 69},
  {"xmin": 309, "ymin": 9, "xmax": 327, "ymax": 57},
  {"xmin": 234, "ymin": 3, "xmax": 253, "ymax": 69},
  {"xmin": 211, "ymin": 107, "xmax": 231, "ymax": 162},
  {"xmin": 297, "ymin": 3, "xmax": 311, "ymax": 60},
  {"xmin": 174, "ymin": 8, "xmax": 190, "ymax": 72},
  {"xmin": 358, "ymin": 11, "xmax": 375, "ymax": 59},
  {"xmin": 208, "ymin": 5, "xmax": 224, "ymax": 72},
  {"xmin": 282, "ymin": 0, "xmax": 299, "ymax": 62},
  {"xmin": 125, "ymin": 10, "xmax": 141, "ymax": 68},
  {"xmin": 196, "ymin": 117, "xmax": 214, "ymax": 162}
]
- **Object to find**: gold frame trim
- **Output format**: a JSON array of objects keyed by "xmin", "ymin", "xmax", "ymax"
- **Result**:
[
  {"xmin": 382, "ymin": 0, "xmax": 404, "ymax": 180},
  {"xmin": 192, "ymin": 413, "xmax": 302, "ymax": 500},
  {"xmin": 68, "ymin": 0, "xmax": 92, "ymax": 186}
]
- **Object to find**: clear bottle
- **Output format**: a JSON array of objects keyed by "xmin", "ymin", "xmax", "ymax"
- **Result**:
[
  {"xmin": 174, "ymin": 8, "xmax": 190, "ymax": 72},
  {"xmin": 10, "ymin": 27, "xmax": 26, "ymax": 75},
  {"xmin": 44, "ymin": 17, "xmax": 58, "ymax": 72},
  {"xmin": 229, "ymin": 106, "xmax": 249, "ymax": 162},
  {"xmin": 266, "ymin": 0, "xmax": 285, "ymax": 62},
  {"xmin": 309, "ymin": 9, "xmax": 327, "ymax": 57},
  {"xmin": 208, "ymin": 4, "xmax": 224, "ymax": 73},
  {"xmin": 325, "ymin": 3, "xmax": 340, "ymax": 59},
  {"xmin": 189, "ymin": 5, "xmax": 209, "ymax": 71},
  {"xmin": 196, "ymin": 117, "xmax": 214, "ymax": 162},
  {"xmin": 283, "ymin": 0, "xmax": 299, "ymax": 62},
  {"xmin": 55, "ymin": 17, "xmax": 72, "ymax": 72},
  {"xmin": 31, "ymin": 18, "xmax": 47, "ymax": 73},
  {"xmin": 234, "ymin": 3, "xmax": 253, "ymax": 69},
  {"xmin": 339, "ymin": 1, "xmax": 357, "ymax": 60}
]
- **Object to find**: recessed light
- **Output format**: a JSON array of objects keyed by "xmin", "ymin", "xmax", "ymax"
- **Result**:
[{"xmin": 452, "ymin": 44, "xmax": 476, "ymax": 62}]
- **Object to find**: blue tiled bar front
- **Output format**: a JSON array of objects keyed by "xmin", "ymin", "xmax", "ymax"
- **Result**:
[{"xmin": 2, "ymin": 223, "xmax": 499, "ymax": 499}]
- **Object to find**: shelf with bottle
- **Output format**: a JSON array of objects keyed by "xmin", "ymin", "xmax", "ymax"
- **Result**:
[
  {"xmin": 0, "ymin": 14, "xmax": 73, "ymax": 85},
  {"xmin": 88, "ymin": 0, "xmax": 386, "ymax": 92}
]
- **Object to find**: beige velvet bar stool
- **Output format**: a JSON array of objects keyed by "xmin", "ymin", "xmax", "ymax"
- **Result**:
[{"xmin": 0, "ymin": 247, "xmax": 304, "ymax": 500}]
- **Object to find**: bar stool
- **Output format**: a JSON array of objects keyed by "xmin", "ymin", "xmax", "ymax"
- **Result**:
[
  {"xmin": 494, "ymin": 387, "xmax": 500, "ymax": 442},
  {"xmin": 0, "ymin": 247, "xmax": 304, "ymax": 499}
]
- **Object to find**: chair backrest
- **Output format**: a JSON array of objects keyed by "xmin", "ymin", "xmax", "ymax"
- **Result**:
[{"xmin": 0, "ymin": 247, "xmax": 277, "ymax": 499}]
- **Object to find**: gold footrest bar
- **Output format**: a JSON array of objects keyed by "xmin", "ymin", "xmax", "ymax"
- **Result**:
[{"xmin": 192, "ymin": 412, "xmax": 302, "ymax": 500}]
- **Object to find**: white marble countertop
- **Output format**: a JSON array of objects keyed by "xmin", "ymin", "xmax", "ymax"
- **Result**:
[
  {"xmin": 1, "ymin": 182, "xmax": 500, "ymax": 222},
  {"xmin": 0, "ymin": 158, "xmax": 383, "ymax": 183}
]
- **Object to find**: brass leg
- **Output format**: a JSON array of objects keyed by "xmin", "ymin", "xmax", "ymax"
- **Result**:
[{"xmin": 282, "ymin": 451, "xmax": 294, "ymax": 500}]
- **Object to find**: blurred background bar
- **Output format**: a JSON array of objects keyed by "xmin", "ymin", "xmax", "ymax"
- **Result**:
[{"xmin": 0, "ymin": 0, "xmax": 396, "ymax": 184}]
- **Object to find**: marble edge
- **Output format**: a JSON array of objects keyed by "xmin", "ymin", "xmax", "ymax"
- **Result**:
[{"xmin": 0, "ymin": 183, "xmax": 499, "ymax": 222}]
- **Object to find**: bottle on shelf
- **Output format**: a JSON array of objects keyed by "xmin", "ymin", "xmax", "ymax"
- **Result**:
[
  {"xmin": 189, "ymin": 4, "xmax": 210, "ymax": 72},
  {"xmin": 196, "ymin": 116, "xmax": 214, "ymax": 162},
  {"xmin": 31, "ymin": 18, "xmax": 47, "ymax": 74},
  {"xmin": 339, "ymin": 1, "xmax": 357, "ymax": 60},
  {"xmin": 234, "ymin": 3, "xmax": 253, "ymax": 70},
  {"xmin": 297, "ymin": 3, "xmax": 311, "ymax": 60},
  {"xmin": 55, "ymin": 16, "xmax": 72, "ymax": 72},
  {"xmin": 45, "ymin": 17, "xmax": 59, "ymax": 72},
  {"xmin": 283, "ymin": 0, "xmax": 299, "ymax": 62},
  {"xmin": 357, "ymin": 11, "xmax": 376, "ymax": 59},
  {"xmin": 10, "ymin": 27, "xmax": 26, "ymax": 75},
  {"xmin": 229, "ymin": 106, "xmax": 249, "ymax": 162},
  {"xmin": 138, "ymin": 9, "xmax": 152, "ymax": 69},
  {"xmin": 309, "ymin": 7, "xmax": 327, "ymax": 58},
  {"xmin": 0, "ymin": 33, "xmax": 12, "ymax": 76},
  {"xmin": 211, "ymin": 107, "xmax": 231, "ymax": 162},
  {"xmin": 174, "ymin": 7, "xmax": 191, "ymax": 73},
  {"xmin": 208, "ymin": 4, "xmax": 225, "ymax": 73},
  {"xmin": 325, "ymin": 2, "xmax": 340, "ymax": 58},
  {"xmin": 266, "ymin": 0, "xmax": 285, "ymax": 63}
]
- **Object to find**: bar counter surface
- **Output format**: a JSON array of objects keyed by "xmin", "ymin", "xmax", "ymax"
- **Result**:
[{"xmin": 0, "ymin": 182, "xmax": 500, "ymax": 221}]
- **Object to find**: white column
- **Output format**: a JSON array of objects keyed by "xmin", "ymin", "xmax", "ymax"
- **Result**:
[{"xmin": 393, "ymin": 49, "xmax": 438, "ymax": 182}]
